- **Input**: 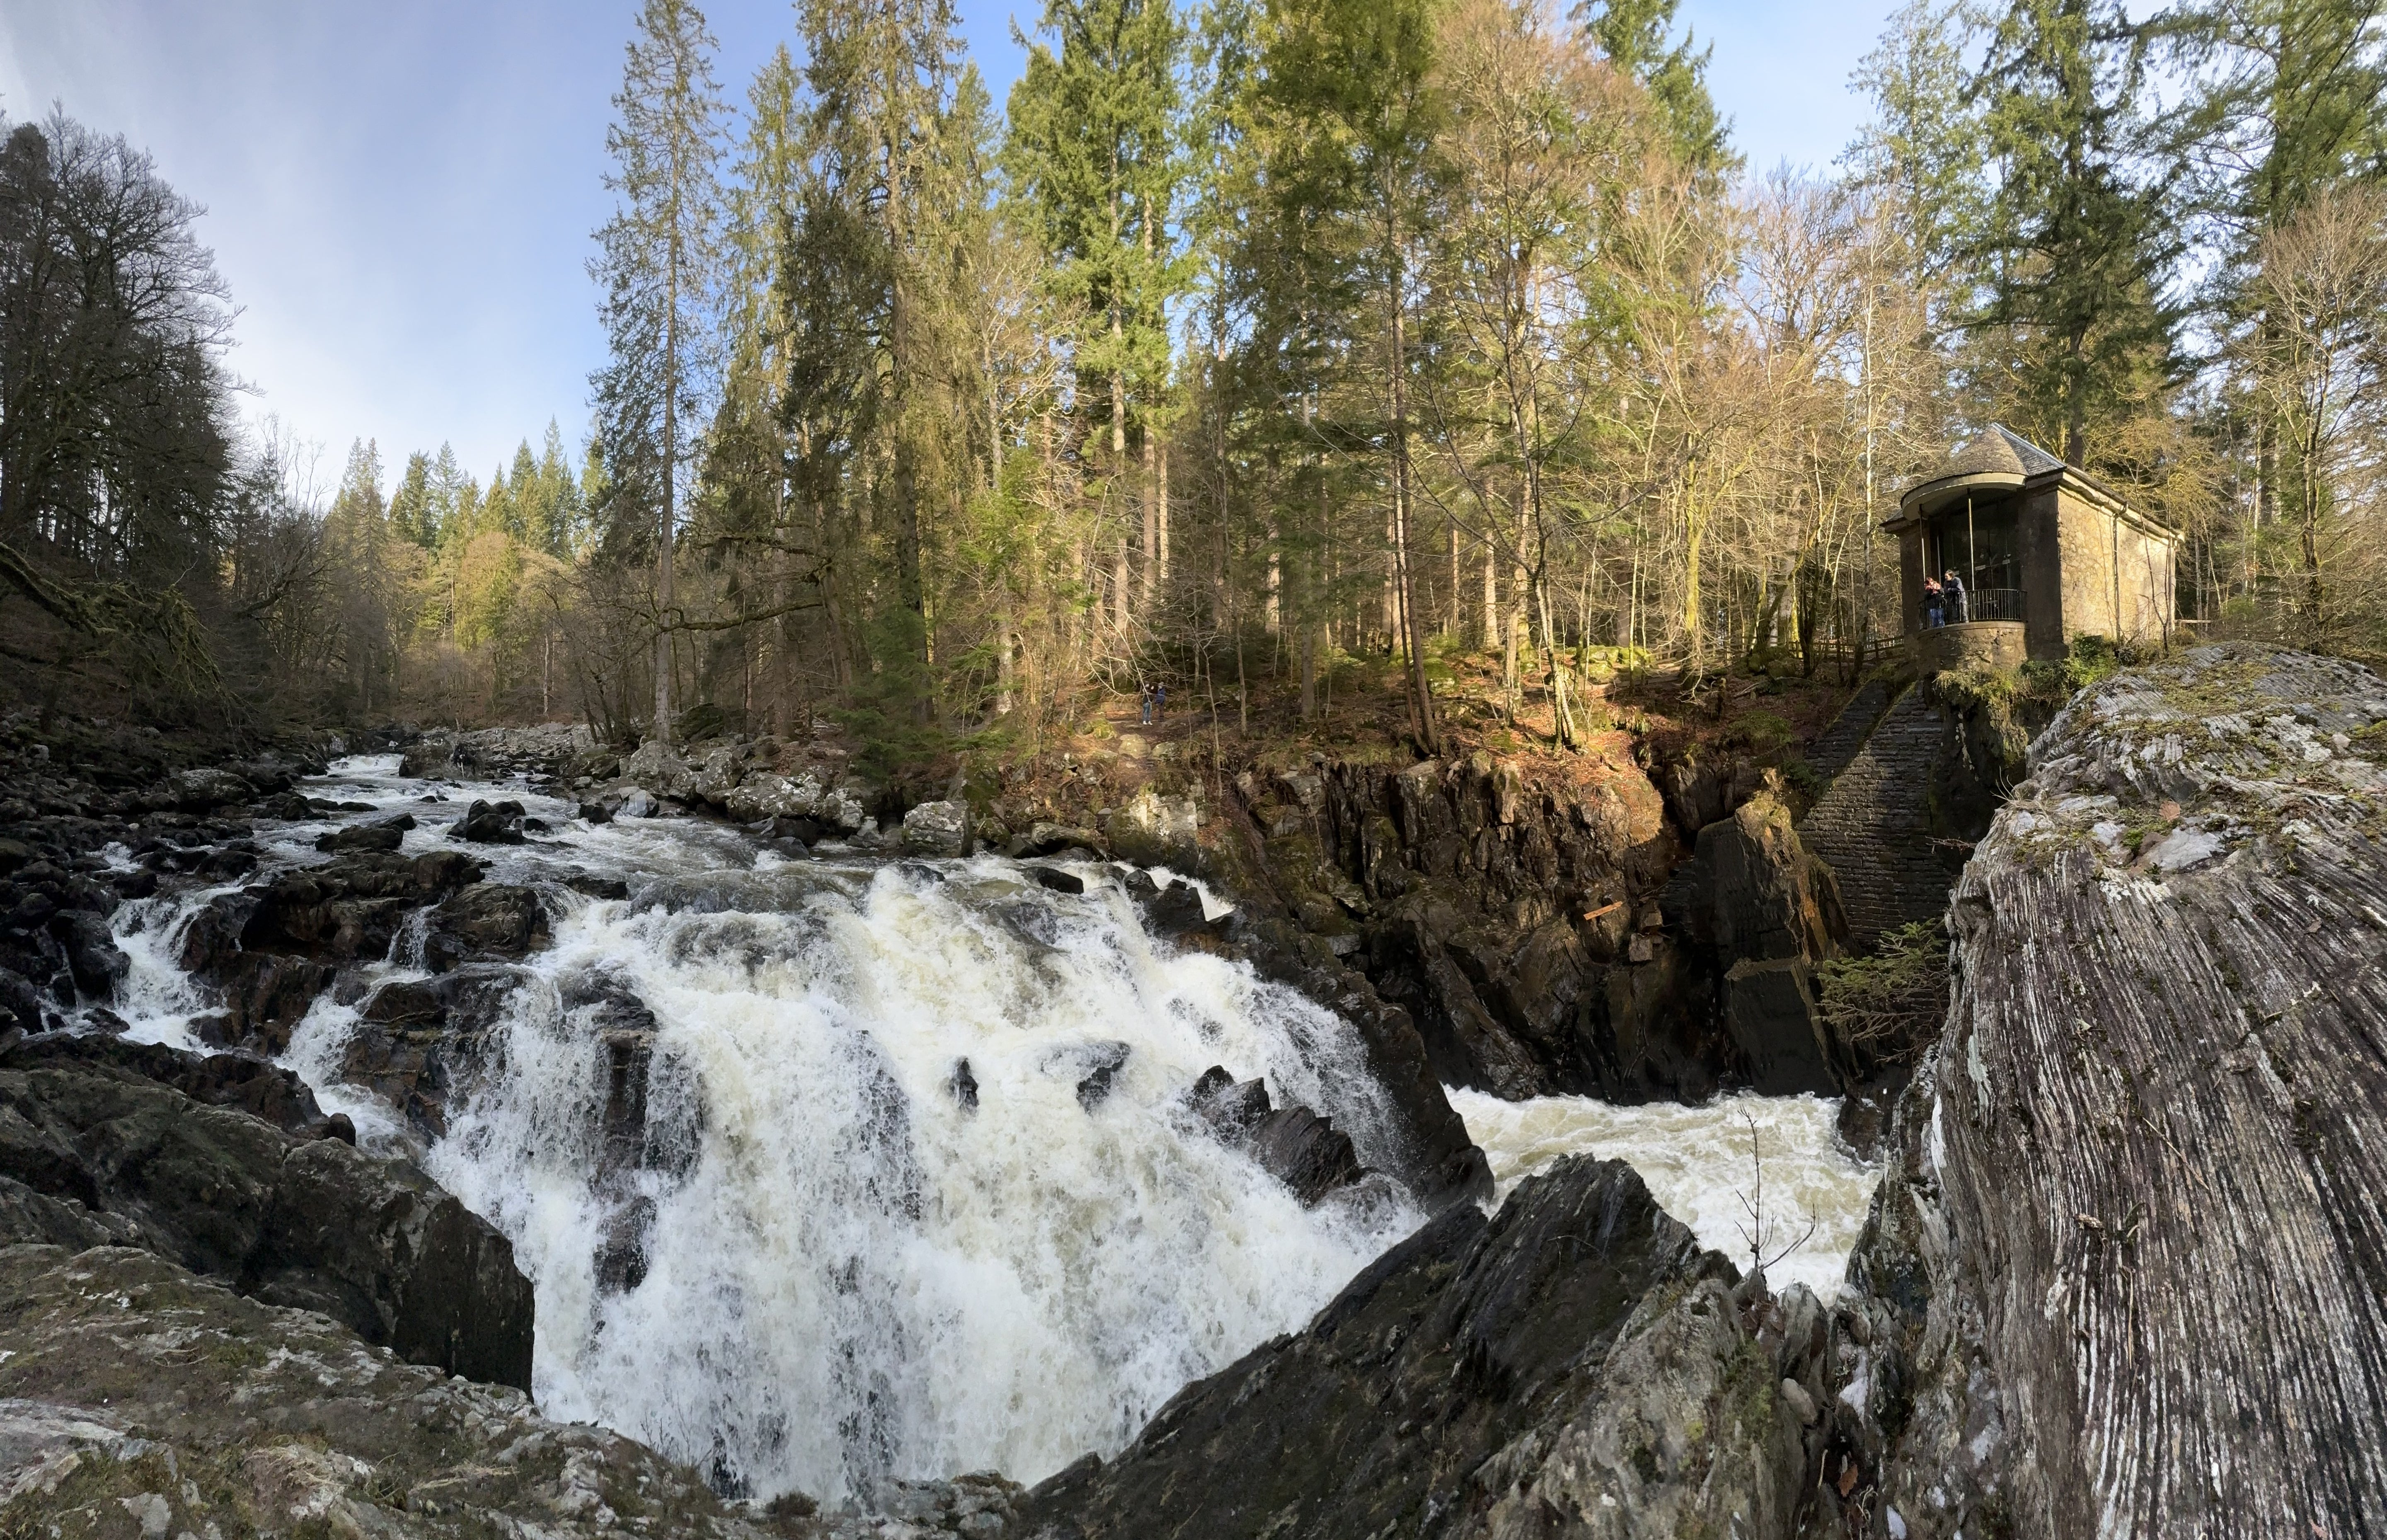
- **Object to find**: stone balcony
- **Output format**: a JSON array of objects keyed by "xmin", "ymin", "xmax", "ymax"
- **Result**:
[{"xmin": 1911, "ymin": 619, "xmax": 2026, "ymax": 675}]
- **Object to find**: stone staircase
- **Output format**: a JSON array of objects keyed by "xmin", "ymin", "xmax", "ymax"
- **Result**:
[{"xmin": 1797, "ymin": 684, "xmax": 1965, "ymax": 950}]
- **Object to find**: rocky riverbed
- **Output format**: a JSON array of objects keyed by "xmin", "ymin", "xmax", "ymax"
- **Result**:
[{"xmin": 7, "ymin": 642, "xmax": 2380, "ymax": 1537}]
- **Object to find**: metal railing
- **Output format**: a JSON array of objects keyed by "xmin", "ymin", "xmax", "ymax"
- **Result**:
[{"xmin": 1932, "ymin": 587, "xmax": 2024, "ymax": 625}]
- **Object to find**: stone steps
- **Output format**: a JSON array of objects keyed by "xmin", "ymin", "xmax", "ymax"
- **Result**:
[{"xmin": 1797, "ymin": 684, "xmax": 1963, "ymax": 950}]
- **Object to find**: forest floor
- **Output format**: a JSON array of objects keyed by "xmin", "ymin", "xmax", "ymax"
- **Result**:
[{"xmin": 1046, "ymin": 642, "xmax": 1877, "ymax": 816}]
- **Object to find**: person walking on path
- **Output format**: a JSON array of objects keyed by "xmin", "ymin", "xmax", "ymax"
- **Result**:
[
  {"xmin": 1154, "ymin": 682, "xmax": 1166, "ymax": 721},
  {"xmin": 1138, "ymin": 683, "xmax": 1155, "ymax": 726}
]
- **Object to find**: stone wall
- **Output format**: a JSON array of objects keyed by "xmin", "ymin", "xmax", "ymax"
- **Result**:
[
  {"xmin": 2054, "ymin": 488, "xmax": 2175, "ymax": 650},
  {"xmin": 1911, "ymin": 620, "xmax": 2027, "ymax": 676}
]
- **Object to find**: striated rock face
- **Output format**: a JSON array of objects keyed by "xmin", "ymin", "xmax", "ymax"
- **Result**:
[
  {"xmin": 1840, "ymin": 645, "xmax": 2387, "ymax": 1538},
  {"xmin": 1017, "ymin": 1155, "xmax": 1835, "ymax": 1540},
  {"xmin": 0, "ymin": 1033, "xmax": 533, "ymax": 1389}
]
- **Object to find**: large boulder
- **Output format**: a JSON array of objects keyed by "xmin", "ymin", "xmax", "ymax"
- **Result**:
[
  {"xmin": 1841, "ymin": 646, "xmax": 2387, "ymax": 1539},
  {"xmin": 724, "ymin": 768, "xmax": 826, "ymax": 822},
  {"xmin": 0, "ymin": 1034, "xmax": 533, "ymax": 1388},
  {"xmin": 164, "ymin": 765, "xmax": 257, "ymax": 811},
  {"xmin": 1662, "ymin": 792, "xmax": 1849, "ymax": 1095},
  {"xmin": 901, "ymin": 799, "xmax": 968, "ymax": 857},
  {"xmin": 1018, "ymin": 1156, "xmax": 1829, "ymax": 1540},
  {"xmin": 423, "ymin": 884, "xmax": 549, "ymax": 972},
  {"xmin": 620, "ymin": 740, "xmax": 697, "ymax": 801}
]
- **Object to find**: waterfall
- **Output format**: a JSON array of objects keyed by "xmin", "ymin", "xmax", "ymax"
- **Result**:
[{"xmin": 123, "ymin": 756, "xmax": 1424, "ymax": 1504}]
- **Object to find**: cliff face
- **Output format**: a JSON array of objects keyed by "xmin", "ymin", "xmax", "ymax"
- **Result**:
[{"xmin": 1840, "ymin": 644, "xmax": 2387, "ymax": 1538}]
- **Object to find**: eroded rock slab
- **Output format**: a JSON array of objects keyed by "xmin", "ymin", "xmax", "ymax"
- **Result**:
[{"xmin": 1840, "ymin": 645, "xmax": 2387, "ymax": 1539}]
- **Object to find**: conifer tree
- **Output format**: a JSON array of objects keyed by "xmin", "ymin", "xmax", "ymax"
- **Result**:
[
  {"xmin": 1005, "ymin": 0, "xmax": 1185, "ymax": 631},
  {"xmin": 1578, "ymin": 0, "xmax": 1733, "ymax": 179},
  {"xmin": 590, "ymin": 0, "xmax": 729, "ymax": 746},
  {"xmin": 1970, "ymin": 0, "xmax": 2177, "ymax": 467}
]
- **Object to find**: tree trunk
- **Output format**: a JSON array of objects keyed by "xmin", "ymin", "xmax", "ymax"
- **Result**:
[{"xmin": 1385, "ymin": 184, "xmax": 1437, "ymax": 755}]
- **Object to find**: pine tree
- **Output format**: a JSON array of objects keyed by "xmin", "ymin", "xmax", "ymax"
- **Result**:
[
  {"xmin": 590, "ymin": 0, "xmax": 729, "ymax": 746},
  {"xmin": 1256, "ymin": 0, "xmax": 1447, "ymax": 751},
  {"xmin": 1970, "ymin": 0, "xmax": 2176, "ymax": 468},
  {"xmin": 1005, "ymin": 0, "xmax": 1185, "ymax": 631},
  {"xmin": 388, "ymin": 451, "xmax": 436, "ymax": 548},
  {"xmin": 792, "ymin": 0, "xmax": 973, "ymax": 710},
  {"xmin": 1577, "ymin": 0, "xmax": 1733, "ymax": 179}
]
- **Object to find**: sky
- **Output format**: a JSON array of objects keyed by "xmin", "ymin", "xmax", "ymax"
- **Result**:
[{"xmin": 0, "ymin": 0, "xmax": 1901, "ymax": 494}]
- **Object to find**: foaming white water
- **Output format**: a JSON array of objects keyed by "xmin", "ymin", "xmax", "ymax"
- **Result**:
[
  {"xmin": 1448, "ymin": 1088, "xmax": 1879, "ymax": 1299},
  {"xmin": 430, "ymin": 867, "xmax": 1422, "ymax": 1501},
  {"xmin": 146, "ymin": 756, "xmax": 1426, "ymax": 1504}
]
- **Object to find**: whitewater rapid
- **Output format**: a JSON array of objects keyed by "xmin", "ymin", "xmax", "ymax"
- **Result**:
[
  {"xmin": 1447, "ymin": 1087, "xmax": 1879, "ymax": 1299},
  {"xmin": 111, "ymin": 755, "xmax": 1426, "ymax": 1502},
  {"xmin": 100, "ymin": 751, "xmax": 1883, "ymax": 1504}
]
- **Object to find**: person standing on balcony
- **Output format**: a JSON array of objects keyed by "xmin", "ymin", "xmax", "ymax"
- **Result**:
[
  {"xmin": 1924, "ymin": 577, "xmax": 1944, "ymax": 628},
  {"xmin": 1942, "ymin": 570, "xmax": 1968, "ymax": 624}
]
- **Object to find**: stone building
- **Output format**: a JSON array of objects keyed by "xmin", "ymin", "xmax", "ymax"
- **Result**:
[{"xmin": 1882, "ymin": 424, "xmax": 2178, "ymax": 672}]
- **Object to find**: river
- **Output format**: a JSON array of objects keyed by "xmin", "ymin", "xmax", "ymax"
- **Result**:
[{"xmin": 99, "ymin": 752, "xmax": 1878, "ymax": 1504}]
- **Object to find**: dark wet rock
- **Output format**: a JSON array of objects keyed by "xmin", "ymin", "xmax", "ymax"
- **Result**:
[
  {"xmin": 423, "ymin": 883, "xmax": 549, "ymax": 972},
  {"xmin": 1217, "ymin": 907, "xmax": 1492, "ymax": 1211},
  {"xmin": 1017, "ymin": 1156, "xmax": 1825, "ymax": 1540},
  {"xmin": 1068, "ymin": 1041, "xmax": 1131, "ymax": 1110},
  {"xmin": 579, "ymin": 799, "xmax": 614, "ymax": 823},
  {"xmin": 1187, "ymin": 1066, "xmax": 1362, "ymax": 1204},
  {"xmin": 1135, "ymin": 879, "xmax": 1224, "ymax": 947},
  {"xmin": 1021, "ymin": 862, "xmax": 1085, "ymax": 895},
  {"xmin": 950, "ymin": 1056, "xmax": 980, "ymax": 1112},
  {"xmin": 565, "ymin": 871, "xmax": 631, "ymax": 900},
  {"xmin": 1235, "ymin": 751, "xmax": 1697, "ymax": 1102},
  {"xmin": 317, "ymin": 822, "xmax": 403, "ymax": 853},
  {"xmin": 0, "ymin": 1036, "xmax": 533, "ymax": 1388},
  {"xmin": 178, "ymin": 850, "xmax": 486, "ymax": 1053},
  {"xmin": 345, "ymin": 966, "xmax": 526, "ymax": 1136},
  {"xmin": 316, "ymin": 811, "xmax": 416, "ymax": 855},
  {"xmin": 452, "ymin": 797, "xmax": 528, "ymax": 845},
  {"xmin": 46, "ymin": 908, "xmax": 127, "ymax": 998}
]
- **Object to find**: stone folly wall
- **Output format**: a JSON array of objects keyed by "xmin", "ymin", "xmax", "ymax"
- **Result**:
[
  {"xmin": 2054, "ymin": 489, "xmax": 2176, "ymax": 650},
  {"xmin": 1911, "ymin": 620, "xmax": 2027, "ymax": 676}
]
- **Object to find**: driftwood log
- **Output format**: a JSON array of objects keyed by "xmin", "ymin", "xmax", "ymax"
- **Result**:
[{"xmin": 1847, "ymin": 644, "xmax": 2387, "ymax": 1538}]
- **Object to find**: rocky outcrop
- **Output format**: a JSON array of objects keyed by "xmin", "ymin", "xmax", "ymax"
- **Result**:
[
  {"xmin": 0, "ymin": 1245, "xmax": 814, "ymax": 1538},
  {"xmin": 1228, "ymin": 750, "xmax": 1702, "ymax": 1102},
  {"xmin": 1661, "ymin": 793, "xmax": 1851, "ymax": 1096},
  {"xmin": 1017, "ymin": 1155, "xmax": 1836, "ymax": 1540},
  {"xmin": 1837, "ymin": 645, "xmax": 2387, "ymax": 1538},
  {"xmin": 398, "ymin": 722, "xmax": 597, "ymax": 780},
  {"xmin": 0, "ymin": 1032, "xmax": 533, "ymax": 1389},
  {"xmin": 179, "ymin": 848, "xmax": 485, "ymax": 1051}
]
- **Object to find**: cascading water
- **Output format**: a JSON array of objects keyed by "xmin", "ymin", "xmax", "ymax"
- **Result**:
[
  {"xmin": 101, "ymin": 752, "xmax": 1884, "ymax": 1508},
  {"xmin": 116, "ymin": 755, "xmax": 1426, "ymax": 1504},
  {"xmin": 1446, "ymin": 1087, "xmax": 1880, "ymax": 1300}
]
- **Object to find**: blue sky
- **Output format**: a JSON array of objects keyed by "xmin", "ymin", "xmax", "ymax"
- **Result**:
[{"xmin": 0, "ymin": 0, "xmax": 1901, "ymax": 490}]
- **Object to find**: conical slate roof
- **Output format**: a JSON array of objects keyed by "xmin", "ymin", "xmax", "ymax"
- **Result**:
[{"xmin": 1932, "ymin": 423, "xmax": 2063, "ymax": 483}]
